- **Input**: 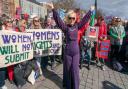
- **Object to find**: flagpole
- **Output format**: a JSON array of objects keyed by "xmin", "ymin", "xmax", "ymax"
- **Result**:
[
  {"xmin": 95, "ymin": 0, "xmax": 97, "ymax": 18},
  {"xmin": 94, "ymin": 0, "xmax": 100, "ymax": 64}
]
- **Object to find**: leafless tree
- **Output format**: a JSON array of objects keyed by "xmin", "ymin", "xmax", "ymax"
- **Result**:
[
  {"xmin": 97, "ymin": 9, "xmax": 105, "ymax": 18},
  {"xmin": 53, "ymin": 0, "xmax": 79, "ymax": 10}
]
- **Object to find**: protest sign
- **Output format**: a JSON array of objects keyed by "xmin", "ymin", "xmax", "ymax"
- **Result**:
[
  {"xmin": 57, "ymin": 9, "xmax": 66, "ymax": 20},
  {"xmin": 96, "ymin": 40, "xmax": 110, "ymax": 59},
  {"xmin": 0, "ymin": 30, "xmax": 33, "ymax": 68},
  {"xmin": 86, "ymin": 26, "xmax": 99, "ymax": 41},
  {"xmin": 27, "ymin": 29, "xmax": 62, "ymax": 57}
]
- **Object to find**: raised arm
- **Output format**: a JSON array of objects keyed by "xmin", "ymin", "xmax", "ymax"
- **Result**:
[
  {"xmin": 46, "ymin": 3, "xmax": 67, "ymax": 31},
  {"xmin": 52, "ymin": 9, "xmax": 67, "ymax": 31},
  {"xmin": 77, "ymin": 10, "xmax": 91, "ymax": 29},
  {"xmin": 77, "ymin": 6, "xmax": 95, "ymax": 29}
]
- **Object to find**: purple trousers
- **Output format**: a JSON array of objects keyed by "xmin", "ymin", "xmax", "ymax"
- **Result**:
[{"xmin": 63, "ymin": 45, "xmax": 80, "ymax": 89}]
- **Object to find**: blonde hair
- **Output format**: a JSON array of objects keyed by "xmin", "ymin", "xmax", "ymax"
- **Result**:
[
  {"xmin": 18, "ymin": 19, "xmax": 26, "ymax": 27},
  {"xmin": 64, "ymin": 10, "xmax": 76, "ymax": 24},
  {"xmin": 33, "ymin": 16, "xmax": 40, "ymax": 22},
  {"xmin": 30, "ymin": 16, "xmax": 42, "ymax": 29}
]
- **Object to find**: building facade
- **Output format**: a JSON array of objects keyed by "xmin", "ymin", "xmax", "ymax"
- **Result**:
[
  {"xmin": 20, "ymin": 0, "xmax": 47, "ymax": 19},
  {"xmin": 0, "ymin": 0, "xmax": 47, "ymax": 19},
  {"xmin": 0, "ymin": 0, "xmax": 15, "ymax": 17}
]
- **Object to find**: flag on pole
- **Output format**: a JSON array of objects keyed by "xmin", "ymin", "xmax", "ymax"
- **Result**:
[
  {"xmin": 90, "ymin": 0, "xmax": 97, "ymax": 26},
  {"xmin": 90, "ymin": 11, "xmax": 95, "ymax": 26}
]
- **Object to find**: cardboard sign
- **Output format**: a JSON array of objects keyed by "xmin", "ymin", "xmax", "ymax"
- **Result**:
[
  {"xmin": 86, "ymin": 26, "xmax": 99, "ymax": 41},
  {"xmin": 0, "ymin": 30, "xmax": 33, "ymax": 68},
  {"xmin": 0, "ymin": 29, "xmax": 63, "ymax": 68},
  {"xmin": 96, "ymin": 40, "xmax": 110, "ymax": 59},
  {"xmin": 27, "ymin": 29, "xmax": 62, "ymax": 57}
]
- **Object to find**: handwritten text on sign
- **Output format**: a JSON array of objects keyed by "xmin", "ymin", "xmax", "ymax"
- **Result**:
[
  {"xmin": 0, "ymin": 30, "xmax": 33, "ymax": 68},
  {"xmin": 27, "ymin": 29, "xmax": 62, "ymax": 57}
]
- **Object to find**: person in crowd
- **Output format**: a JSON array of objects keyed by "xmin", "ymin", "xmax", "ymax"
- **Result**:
[
  {"xmin": 109, "ymin": 18, "xmax": 125, "ymax": 63},
  {"xmin": 80, "ymin": 35, "xmax": 92, "ymax": 70},
  {"xmin": 124, "ymin": 21, "xmax": 128, "ymax": 34},
  {"xmin": 0, "ymin": 17, "xmax": 3, "ymax": 30},
  {"xmin": 43, "ymin": 16, "xmax": 62, "ymax": 70},
  {"xmin": 46, "ymin": 3, "xmax": 94, "ymax": 89},
  {"xmin": 107, "ymin": 17, "xmax": 117, "ymax": 39},
  {"xmin": 3, "ymin": 18, "xmax": 15, "ymax": 84},
  {"xmin": 2, "ymin": 18, "xmax": 14, "ymax": 30},
  {"xmin": 75, "ymin": 10, "xmax": 90, "ymax": 46},
  {"xmin": 0, "ymin": 17, "xmax": 9, "ymax": 87},
  {"xmin": 30, "ymin": 16, "xmax": 42, "ymax": 29},
  {"xmin": 75, "ymin": 10, "xmax": 90, "ymax": 69},
  {"xmin": 0, "ymin": 68, "xmax": 7, "ymax": 89},
  {"xmin": 14, "ymin": 19, "xmax": 27, "ymax": 88},
  {"xmin": 29, "ymin": 16, "xmax": 45, "ymax": 80},
  {"xmin": 44, "ymin": 17, "xmax": 56, "ymax": 70},
  {"xmin": 124, "ymin": 21, "xmax": 128, "ymax": 39},
  {"xmin": 0, "ymin": 17, "xmax": 8, "ymax": 85},
  {"xmin": 45, "ymin": 17, "xmax": 56, "ymax": 28},
  {"xmin": 12, "ymin": 19, "xmax": 18, "ymax": 28},
  {"xmin": 16, "ymin": 19, "xmax": 27, "ymax": 32},
  {"xmin": 109, "ymin": 17, "xmax": 117, "ymax": 31},
  {"xmin": 125, "ymin": 21, "xmax": 128, "ymax": 63},
  {"xmin": 0, "ymin": 18, "xmax": 18, "ymax": 89},
  {"xmin": 95, "ymin": 16, "xmax": 107, "ymax": 70}
]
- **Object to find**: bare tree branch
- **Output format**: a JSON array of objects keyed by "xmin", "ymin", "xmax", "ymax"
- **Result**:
[{"xmin": 53, "ymin": 0, "xmax": 78, "ymax": 10}]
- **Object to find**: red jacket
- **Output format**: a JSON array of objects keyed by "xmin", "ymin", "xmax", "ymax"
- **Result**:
[
  {"xmin": 76, "ymin": 13, "xmax": 90, "ymax": 45},
  {"xmin": 95, "ymin": 21, "xmax": 108, "ymax": 58},
  {"xmin": 3, "ymin": 27, "xmax": 14, "ymax": 81},
  {"xmin": 95, "ymin": 21, "xmax": 107, "ymax": 40},
  {"xmin": 78, "ymin": 22, "xmax": 89, "ymax": 45}
]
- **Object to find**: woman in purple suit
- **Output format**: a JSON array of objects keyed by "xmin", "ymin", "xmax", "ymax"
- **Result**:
[{"xmin": 47, "ymin": 3, "xmax": 95, "ymax": 89}]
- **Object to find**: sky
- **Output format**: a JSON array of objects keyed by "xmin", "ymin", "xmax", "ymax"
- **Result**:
[{"xmin": 37, "ymin": 0, "xmax": 128, "ymax": 19}]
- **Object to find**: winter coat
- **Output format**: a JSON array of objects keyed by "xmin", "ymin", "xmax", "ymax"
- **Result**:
[
  {"xmin": 109, "ymin": 25, "xmax": 125, "ymax": 45},
  {"xmin": 95, "ymin": 21, "xmax": 107, "ymax": 40}
]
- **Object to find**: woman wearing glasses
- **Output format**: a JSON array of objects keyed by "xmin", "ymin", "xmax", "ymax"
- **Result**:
[
  {"xmin": 15, "ymin": 19, "xmax": 27, "ymax": 32},
  {"xmin": 95, "ymin": 16, "xmax": 107, "ymax": 70},
  {"xmin": 47, "ymin": 3, "xmax": 95, "ymax": 89},
  {"xmin": 109, "ymin": 18, "xmax": 125, "ymax": 64},
  {"xmin": 0, "ymin": 18, "xmax": 14, "ymax": 89},
  {"xmin": 29, "ymin": 16, "xmax": 45, "ymax": 81},
  {"xmin": 4, "ymin": 18, "xmax": 15, "ymax": 85},
  {"xmin": 30, "ymin": 16, "xmax": 42, "ymax": 29}
]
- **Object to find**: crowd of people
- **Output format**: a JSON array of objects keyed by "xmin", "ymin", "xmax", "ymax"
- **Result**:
[
  {"xmin": 0, "ymin": 3, "xmax": 128, "ymax": 89},
  {"xmin": 0, "ymin": 10, "xmax": 61, "ymax": 89}
]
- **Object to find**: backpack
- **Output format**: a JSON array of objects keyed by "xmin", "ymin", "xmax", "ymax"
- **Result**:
[
  {"xmin": 113, "ymin": 60, "xmax": 123, "ymax": 71},
  {"xmin": 14, "ymin": 64, "xmax": 26, "ymax": 87}
]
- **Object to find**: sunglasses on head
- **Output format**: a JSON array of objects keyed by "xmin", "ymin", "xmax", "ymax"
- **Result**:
[
  {"xmin": 68, "ymin": 17, "xmax": 75, "ymax": 20},
  {"xmin": 116, "ymin": 20, "xmax": 121, "ymax": 22},
  {"xmin": 34, "ymin": 20, "xmax": 39, "ymax": 22},
  {"xmin": 7, "ymin": 21, "xmax": 13, "ymax": 23}
]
